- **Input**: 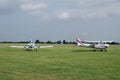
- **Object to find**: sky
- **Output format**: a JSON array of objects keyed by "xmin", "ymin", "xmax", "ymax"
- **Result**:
[{"xmin": 0, "ymin": 0, "xmax": 120, "ymax": 42}]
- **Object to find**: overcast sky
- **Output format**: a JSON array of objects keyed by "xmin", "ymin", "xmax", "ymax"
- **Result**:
[{"xmin": 0, "ymin": 0, "xmax": 120, "ymax": 42}]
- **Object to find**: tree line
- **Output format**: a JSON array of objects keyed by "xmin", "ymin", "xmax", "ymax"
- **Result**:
[
  {"xmin": 0, "ymin": 40, "xmax": 77, "ymax": 44},
  {"xmin": 0, "ymin": 40, "xmax": 119, "ymax": 45}
]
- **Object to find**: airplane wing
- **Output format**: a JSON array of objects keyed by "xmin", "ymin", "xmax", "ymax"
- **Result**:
[
  {"xmin": 39, "ymin": 46, "xmax": 53, "ymax": 48},
  {"xmin": 77, "ymin": 38, "xmax": 113, "ymax": 43},
  {"xmin": 11, "ymin": 46, "xmax": 24, "ymax": 48},
  {"xmin": 84, "ymin": 40, "xmax": 113, "ymax": 43}
]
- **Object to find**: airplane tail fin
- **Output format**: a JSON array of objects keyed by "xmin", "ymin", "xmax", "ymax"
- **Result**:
[
  {"xmin": 27, "ymin": 39, "xmax": 35, "ymax": 46},
  {"xmin": 29, "ymin": 39, "xmax": 35, "ymax": 44},
  {"xmin": 76, "ymin": 38, "xmax": 85, "ymax": 46}
]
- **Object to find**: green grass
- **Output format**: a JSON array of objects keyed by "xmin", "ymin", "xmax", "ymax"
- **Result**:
[{"xmin": 0, "ymin": 43, "xmax": 120, "ymax": 80}]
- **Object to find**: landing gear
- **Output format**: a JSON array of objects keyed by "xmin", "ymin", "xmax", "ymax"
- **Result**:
[
  {"xmin": 104, "ymin": 49, "xmax": 107, "ymax": 52},
  {"xmin": 26, "ymin": 48, "xmax": 37, "ymax": 51},
  {"xmin": 101, "ymin": 49, "xmax": 107, "ymax": 52},
  {"xmin": 26, "ymin": 49, "xmax": 29, "ymax": 51},
  {"xmin": 100, "ymin": 49, "xmax": 103, "ymax": 52}
]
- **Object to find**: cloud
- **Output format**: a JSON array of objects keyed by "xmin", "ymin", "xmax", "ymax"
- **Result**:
[
  {"xmin": 79, "ymin": 2, "xmax": 120, "ymax": 19},
  {"xmin": 21, "ymin": 3, "xmax": 47, "ymax": 11},
  {"xmin": 20, "ymin": 2, "xmax": 47, "ymax": 15},
  {"xmin": 0, "ymin": 0, "xmax": 120, "ymax": 20},
  {"xmin": 0, "ymin": 0, "xmax": 120, "ymax": 41},
  {"xmin": 43, "ymin": 0, "xmax": 120, "ymax": 20},
  {"xmin": 58, "ymin": 0, "xmax": 120, "ymax": 20},
  {"xmin": 0, "ymin": 0, "xmax": 47, "ymax": 15},
  {"xmin": 56, "ymin": 12, "xmax": 71, "ymax": 20}
]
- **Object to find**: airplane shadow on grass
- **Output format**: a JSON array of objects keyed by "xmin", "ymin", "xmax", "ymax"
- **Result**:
[
  {"xmin": 5, "ymin": 48, "xmax": 52, "ymax": 52},
  {"xmin": 72, "ymin": 49, "xmax": 105, "ymax": 52},
  {"xmin": 72, "ymin": 49, "xmax": 94, "ymax": 52}
]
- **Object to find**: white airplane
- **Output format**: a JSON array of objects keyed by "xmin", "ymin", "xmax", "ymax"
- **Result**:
[
  {"xmin": 11, "ymin": 40, "xmax": 53, "ymax": 51},
  {"xmin": 76, "ymin": 38, "xmax": 113, "ymax": 52}
]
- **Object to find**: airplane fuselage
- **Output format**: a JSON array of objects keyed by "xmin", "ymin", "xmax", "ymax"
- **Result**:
[{"xmin": 76, "ymin": 38, "xmax": 110, "ymax": 52}]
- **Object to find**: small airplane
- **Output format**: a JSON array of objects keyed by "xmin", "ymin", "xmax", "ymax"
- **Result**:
[
  {"xmin": 11, "ymin": 40, "xmax": 53, "ymax": 51},
  {"xmin": 76, "ymin": 38, "xmax": 113, "ymax": 52}
]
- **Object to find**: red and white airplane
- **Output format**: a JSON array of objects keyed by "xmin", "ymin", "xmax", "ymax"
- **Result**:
[
  {"xmin": 76, "ymin": 38, "xmax": 113, "ymax": 52},
  {"xmin": 11, "ymin": 40, "xmax": 53, "ymax": 51}
]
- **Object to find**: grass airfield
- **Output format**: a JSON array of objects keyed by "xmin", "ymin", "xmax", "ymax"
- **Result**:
[{"xmin": 0, "ymin": 43, "xmax": 120, "ymax": 80}]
